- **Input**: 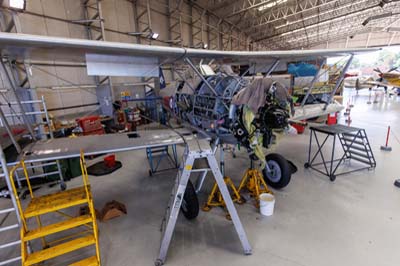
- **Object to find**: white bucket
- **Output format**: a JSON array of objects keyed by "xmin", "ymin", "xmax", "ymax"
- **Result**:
[{"xmin": 259, "ymin": 193, "xmax": 275, "ymax": 216}]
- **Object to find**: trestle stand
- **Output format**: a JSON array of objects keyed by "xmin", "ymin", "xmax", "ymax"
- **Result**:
[{"xmin": 156, "ymin": 139, "xmax": 252, "ymax": 266}]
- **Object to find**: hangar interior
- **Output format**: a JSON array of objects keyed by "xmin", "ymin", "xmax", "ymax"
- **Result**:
[{"xmin": 0, "ymin": 0, "xmax": 400, "ymax": 266}]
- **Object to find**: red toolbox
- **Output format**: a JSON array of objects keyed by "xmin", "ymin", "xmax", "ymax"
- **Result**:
[{"xmin": 77, "ymin": 116, "xmax": 105, "ymax": 135}]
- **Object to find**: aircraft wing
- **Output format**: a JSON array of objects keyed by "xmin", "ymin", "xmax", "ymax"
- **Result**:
[
  {"xmin": 291, "ymin": 101, "xmax": 344, "ymax": 121},
  {"xmin": 0, "ymin": 33, "xmax": 381, "ymax": 64},
  {"xmin": 17, "ymin": 128, "xmax": 197, "ymax": 164},
  {"xmin": 363, "ymin": 81, "xmax": 389, "ymax": 87}
]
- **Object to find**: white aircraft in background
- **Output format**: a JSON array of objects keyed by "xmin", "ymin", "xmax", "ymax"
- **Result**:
[{"xmin": 344, "ymin": 67, "xmax": 400, "ymax": 93}]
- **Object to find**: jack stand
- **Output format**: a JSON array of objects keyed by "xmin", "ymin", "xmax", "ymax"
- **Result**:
[
  {"xmin": 202, "ymin": 143, "xmax": 244, "ymax": 220},
  {"xmin": 202, "ymin": 176, "xmax": 244, "ymax": 220},
  {"xmin": 237, "ymin": 160, "xmax": 273, "ymax": 208}
]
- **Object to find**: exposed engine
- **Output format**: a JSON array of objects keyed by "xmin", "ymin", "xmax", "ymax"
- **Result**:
[{"xmin": 172, "ymin": 73, "xmax": 291, "ymax": 156}]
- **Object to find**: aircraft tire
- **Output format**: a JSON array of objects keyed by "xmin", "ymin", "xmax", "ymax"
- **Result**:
[
  {"xmin": 180, "ymin": 180, "xmax": 199, "ymax": 220},
  {"xmin": 263, "ymin": 153, "xmax": 291, "ymax": 189}
]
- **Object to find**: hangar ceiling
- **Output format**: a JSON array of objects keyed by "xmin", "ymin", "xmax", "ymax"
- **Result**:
[{"xmin": 198, "ymin": 0, "xmax": 400, "ymax": 49}]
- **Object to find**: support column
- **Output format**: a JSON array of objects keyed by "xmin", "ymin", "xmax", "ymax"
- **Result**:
[
  {"xmin": 167, "ymin": 0, "xmax": 183, "ymax": 47},
  {"xmin": 78, "ymin": 0, "xmax": 114, "ymax": 109},
  {"xmin": 190, "ymin": 4, "xmax": 206, "ymax": 49}
]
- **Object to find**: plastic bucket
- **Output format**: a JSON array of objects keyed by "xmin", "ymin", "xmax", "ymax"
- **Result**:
[
  {"xmin": 104, "ymin": 155, "xmax": 116, "ymax": 168},
  {"xmin": 259, "ymin": 193, "xmax": 275, "ymax": 216}
]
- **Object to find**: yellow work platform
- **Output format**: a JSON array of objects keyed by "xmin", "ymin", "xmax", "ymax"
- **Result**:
[
  {"xmin": 24, "ymin": 234, "xmax": 96, "ymax": 266},
  {"xmin": 70, "ymin": 255, "xmax": 99, "ymax": 266},
  {"xmin": 24, "ymin": 186, "xmax": 89, "ymax": 218},
  {"xmin": 24, "ymin": 214, "xmax": 92, "ymax": 241},
  {"xmin": 9, "ymin": 151, "xmax": 101, "ymax": 266}
]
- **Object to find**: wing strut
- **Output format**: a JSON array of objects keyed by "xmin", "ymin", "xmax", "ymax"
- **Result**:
[
  {"xmin": 264, "ymin": 59, "xmax": 280, "ymax": 77},
  {"xmin": 301, "ymin": 59, "xmax": 325, "ymax": 107},
  {"xmin": 183, "ymin": 57, "xmax": 230, "ymax": 111},
  {"xmin": 324, "ymin": 55, "xmax": 354, "ymax": 110},
  {"xmin": 184, "ymin": 57, "xmax": 219, "ymax": 96}
]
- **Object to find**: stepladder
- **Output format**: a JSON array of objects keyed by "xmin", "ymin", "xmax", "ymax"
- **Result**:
[
  {"xmin": 156, "ymin": 139, "xmax": 252, "ymax": 266},
  {"xmin": 8, "ymin": 151, "xmax": 101, "ymax": 266}
]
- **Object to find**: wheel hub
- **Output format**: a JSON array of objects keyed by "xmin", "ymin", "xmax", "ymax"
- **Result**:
[{"xmin": 266, "ymin": 160, "xmax": 282, "ymax": 182}]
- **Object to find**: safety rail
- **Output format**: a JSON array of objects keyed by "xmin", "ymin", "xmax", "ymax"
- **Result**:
[{"xmin": 6, "ymin": 151, "xmax": 101, "ymax": 266}]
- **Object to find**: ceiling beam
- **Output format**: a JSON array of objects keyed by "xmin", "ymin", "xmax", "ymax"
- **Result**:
[
  {"xmin": 241, "ymin": 0, "xmax": 339, "ymax": 32},
  {"xmin": 254, "ymin": 1, "xmax": 381, "ymax": 42}
]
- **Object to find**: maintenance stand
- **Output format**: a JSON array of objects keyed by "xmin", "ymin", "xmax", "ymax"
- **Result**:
[{"xmin": 304, "ymin": 124, "xmax": 376, "ymax": 181}]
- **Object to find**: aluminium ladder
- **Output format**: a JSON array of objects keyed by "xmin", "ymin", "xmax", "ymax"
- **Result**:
[
  {"xmin": 156, "ymin": 139, "xmax": 252, "ymax": 266},
  {"xmin": 8, "ymin": 151, "xmax": 101, "ymax": 266},
  {"xmin": 0, "ymin": 162, "xmax": 22, "ymax": 266},
  {"xmin": 0, "ymin": 96, "xmax": 66, "ymax": 191},
  {"xmin": 0, "ymin": 96, "xmax": 67, "ymax": 264}
]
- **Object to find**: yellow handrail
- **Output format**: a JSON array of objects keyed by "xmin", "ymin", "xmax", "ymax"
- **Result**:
[
  {"xmin": 79, "ymin": 150, "xmax": 101, "ymax": 263},
  {"xmin": 9, "ymin": 161, "xmax": 30, "ymax": 231},
  {"xmin": 79, "ymin": 150, "xmax": 91, "ymax": 198}
]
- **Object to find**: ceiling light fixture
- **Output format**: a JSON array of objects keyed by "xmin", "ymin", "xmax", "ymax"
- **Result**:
[
  {"xmin": 258, "ymin": 0, "xmax": 288, "ymax": 12},
  {"xmin": 362, "ymin": 12, "xmax": 395, "ymax": 26},
  {"xmin": 379, "ymin": 0, "xmax": 391, "ymax": 7},
  {"xmin": 127, "ymin": 30, "xmax": 159, "ymax": 40},
  {"xmin": 150, "ymin": 32, "xmax": 159, "ymax": 40},
  {"xmin": 9, "ymin": 0, "xmax": 26, "ymax": 10}
]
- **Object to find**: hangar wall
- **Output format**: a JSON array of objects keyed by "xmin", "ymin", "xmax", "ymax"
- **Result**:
[{"xmin": 0, "ymin": 0, "xmax": 251, "ymax": 117}]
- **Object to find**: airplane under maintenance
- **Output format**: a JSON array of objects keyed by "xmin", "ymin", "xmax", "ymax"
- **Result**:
[
  {"xmin": 0, "ymin": 32, "xmax": 381, "ymax": 265},
  {"xmin": 0, "ymin": 33, "xmax": 379, "ymax": 191}
]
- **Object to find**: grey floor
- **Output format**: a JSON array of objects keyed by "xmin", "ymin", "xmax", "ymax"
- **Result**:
[{"xmin": 1, "ymin": 88, "xmax": 400, "ymax": 266}]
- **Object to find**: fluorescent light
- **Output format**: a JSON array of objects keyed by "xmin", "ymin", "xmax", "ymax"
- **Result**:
[
  {"xmin": 9, "ymin": 0, "xmax": 26, "ymax": 10},
  {"xmin": 258, "ymin": 0, "xmax": 288, "ymax": 12},
  {"xmin": 150, "ymin": 32, "xmax": 159, "ymax": 40}
]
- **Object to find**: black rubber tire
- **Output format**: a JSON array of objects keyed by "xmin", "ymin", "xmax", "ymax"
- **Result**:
[
  {"xmin": 287, "ymin": 160, "xmax": 298, "ymax": 174},
  {"xmin": 154, "ymin": 259, "xmax": 163, "ymax": 266},
  {"xmin": 180, "ymin": 180, "xmax": 199, "ymax": 220},
  {"xmin": 60, "ymin": 183, "xmax": 67, "ymax": 191},
  {"xmin": 262, "ymin": 153, "xmax": 291, "ymax": 189}
]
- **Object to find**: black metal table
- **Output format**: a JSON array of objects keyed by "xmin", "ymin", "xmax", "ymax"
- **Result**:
[{"xmin": 304, "ymin": 124, "xmax": 376, "ymax": 181}]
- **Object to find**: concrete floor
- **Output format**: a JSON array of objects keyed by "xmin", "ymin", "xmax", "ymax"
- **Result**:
[{"xmin": 1, "ymin": 88, "xmax": 400, "ymax": 266}]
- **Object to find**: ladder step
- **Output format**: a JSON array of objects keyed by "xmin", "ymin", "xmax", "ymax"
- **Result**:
[
  {"xmin": 341, "ymin": 137, "xmax": 365, "ymax": 146},
  {"xmin": 24, "ymin": 234, "xmax": 96, "ymax": 266},
  {"xmin": 70, "ymin": 255, "xmax": 99, "ymax": 266},
  {"xmin": 344, "ymin": 144, "xmax": 369, "ymax": 153},
  {"xmin": 0, "ymin": 240, "xmax": 20, "ymax": 249},
  {"xmin": 0, "ymin": 223, "xmax": 19, "ymax": 233},
  {"xmin": 342, "ymin": 132, "xmax": 364, "ymax": 138},
  {"xmin": 348, "ymin": 150, "xmax": 371, "ymax": 160},
  {"xmin": 0, "ymin": 207, "xmax": 15, "ymax": 215},
  {"xmin": 24, "ymin": 186, "xmax": 89, "ymax": 218},
  {"xmin": 350, "ymin": 155, "xmax": 373, "ymax": 165},
  {"xmin": 24, "ymin": 215, "xmax": 92, "ymax": 241},
  {"xmin": 0, "ymin": 256, "xmax": 21, "ymax": 266}
]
